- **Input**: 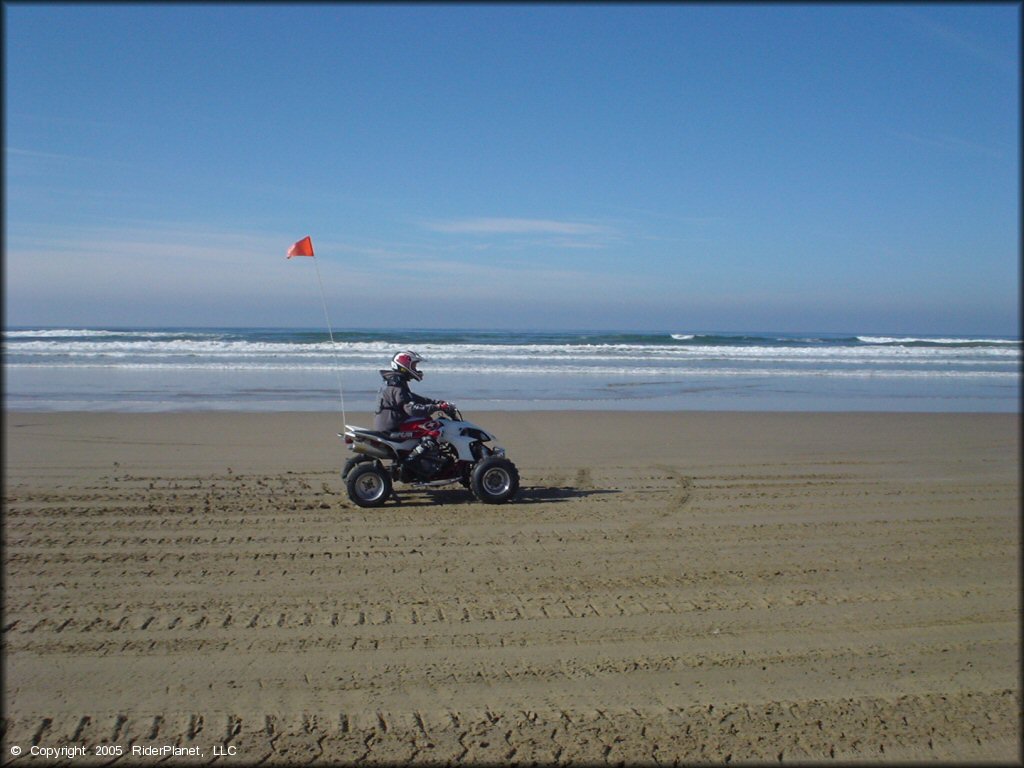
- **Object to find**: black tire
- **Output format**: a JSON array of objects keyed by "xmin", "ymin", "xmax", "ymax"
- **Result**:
[
  {"xmin": 346, "ymin": 463, "xmax": 392, "ymax": 507},
  {"xmin": 470, "ymin": 457, "xmax": 519, "ymax": 504}
]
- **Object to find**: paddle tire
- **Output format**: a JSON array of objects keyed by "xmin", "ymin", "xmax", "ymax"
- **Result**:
[
  {"xmin": 346, "ymin": 463, "xmax": 392, "ymax": 508},
  {"xmin": 470, "ymin": 457, "xmax": 520, "ymax": 504}
]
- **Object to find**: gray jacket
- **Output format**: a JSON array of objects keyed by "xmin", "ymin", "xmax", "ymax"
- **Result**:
[{"xmin": 373, "ymin": 371, "xmax": 438, "ymax": 432}]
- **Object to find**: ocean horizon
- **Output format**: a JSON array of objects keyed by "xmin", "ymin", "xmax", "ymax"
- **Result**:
[{"xmin": 3, "ymin": 326, "xmax": 1020, "ymax": 414}]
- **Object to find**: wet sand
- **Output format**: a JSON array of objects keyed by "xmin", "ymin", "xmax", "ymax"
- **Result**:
[{"xmin": 2, "ymin": 410, "xmax": 1020, "ymax": 764}]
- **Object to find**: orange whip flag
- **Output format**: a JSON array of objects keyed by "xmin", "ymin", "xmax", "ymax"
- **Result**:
[{"xmin": 287, "ymin": 235, "xmax": 314, "ymax": 258}]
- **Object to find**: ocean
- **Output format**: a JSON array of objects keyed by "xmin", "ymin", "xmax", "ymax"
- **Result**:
[{"xmin": 3, "ymin": 327, "xmax": 1020, "ymax": 413}]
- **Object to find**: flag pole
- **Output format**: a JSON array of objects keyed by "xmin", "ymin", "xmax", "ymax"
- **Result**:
[
  {"xmin": 311, "ymin": 255, "xmax": 348, "ymax": 428},
  {"xmin": 288, "ymin": 236, "xmax": 347, "ymax": 427}
]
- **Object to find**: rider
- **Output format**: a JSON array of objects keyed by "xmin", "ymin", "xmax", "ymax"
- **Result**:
[{"xmin": 373, "ymin": 350, "xmax": 453, "ymax": 433}]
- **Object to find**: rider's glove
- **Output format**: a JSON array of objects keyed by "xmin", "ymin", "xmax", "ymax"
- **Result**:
[{"xmin": 436, "ymin": 401, "xmax": 454, "ymax": 415}]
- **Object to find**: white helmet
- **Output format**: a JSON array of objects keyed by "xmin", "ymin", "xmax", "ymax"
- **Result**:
[{"xmin": 391, "ymin": 350, "xmax": 425, "ymax": 381}]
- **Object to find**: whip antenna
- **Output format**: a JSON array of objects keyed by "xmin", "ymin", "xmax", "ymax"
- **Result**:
[{"xmin": 287, "ymin": 235, "xmax": 347, "ymax": 427}]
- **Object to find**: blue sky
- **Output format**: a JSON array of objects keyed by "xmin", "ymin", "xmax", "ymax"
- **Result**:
[{"xmin": 4, "ymin": 3, "xmax": 1020, "ymax": 334}]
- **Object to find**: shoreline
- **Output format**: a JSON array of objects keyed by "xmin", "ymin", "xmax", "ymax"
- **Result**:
[{"xmin": 4, "ymin": 409, "xmax": 1020, "ymax": 762}]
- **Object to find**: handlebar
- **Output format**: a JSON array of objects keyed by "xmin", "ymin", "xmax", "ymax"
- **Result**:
[{"xmin": 435, "ymin": 404, "xmax": 462, "ymax": 421}]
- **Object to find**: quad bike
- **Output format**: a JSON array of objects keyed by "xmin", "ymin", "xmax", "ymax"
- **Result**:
[{"xmin": 340, "ymin": 407, "xmax": 519, "ymax": 507}]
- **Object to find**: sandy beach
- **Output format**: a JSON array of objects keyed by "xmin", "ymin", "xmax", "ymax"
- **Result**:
[{"xmin": 2, "ymin": 410, "xmax": 1019, "ymax": 764}]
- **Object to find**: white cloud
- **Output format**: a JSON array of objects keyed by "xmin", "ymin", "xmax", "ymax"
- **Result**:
[
  {"xmin": 5, "ymin": 147, "xmax": 78, "ymax": 162},
  {"xmin": 3, "ymin": 221, "xmax": 653, "ymax": 327},
  {"xmin": 5, "ymin": 145, "xmax": 138, "ymax": 169},
  {"xmin": 892, "ymin": 131, "xmax": 1006, "ymax": 160},
  {"xmin": 894, "ymin": 7, "xmax": 1019, "ymax": 75},
  {"xmin": 4, "ymin": 225, "xmax": 329, "ymax": 305},
  {"xmin": 423, "ymin": 217, "xmax": 614, "ymax": 236}
]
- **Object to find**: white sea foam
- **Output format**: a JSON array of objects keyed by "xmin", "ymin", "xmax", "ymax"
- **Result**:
[
  {"xmin": 857, "ymin": 335, "xmax": 1020, "ymax": 346},
  {"xmin": 6, "ymin": 338, "xmax": 1019, "ymax": 361},
  {"xmin": 6, "ymin": 360, "xmax": 1018, "ymax": 379},
  {"xmin": 3, "ymin": 329, "xmax": 208, "ymax": 339}
]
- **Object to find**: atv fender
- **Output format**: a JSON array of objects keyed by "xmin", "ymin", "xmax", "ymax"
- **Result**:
[{"xmin": 342, "ymin": 454, "xmax": 374, "ymax": 480}]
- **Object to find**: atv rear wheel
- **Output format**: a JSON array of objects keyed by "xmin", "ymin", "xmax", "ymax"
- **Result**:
[
  {"xmin": 470, "ymin": 457, "xmax": 519, "ymax": 504},
  {"xmin": 346, "ymin": 463, "xmax": 392, "ymax": 507}
]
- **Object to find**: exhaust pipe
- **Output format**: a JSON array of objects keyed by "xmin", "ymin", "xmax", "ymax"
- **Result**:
[{"xmin": 352, "ymin": 440, "xmax": 393, "ymax": 460}]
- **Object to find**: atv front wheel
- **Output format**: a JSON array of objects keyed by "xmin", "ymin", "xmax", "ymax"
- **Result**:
[
  {"xmin": 346, "ymin": 463, "xmax": 392, "ymax": 508},
  {"xmin": 470, "ymin": 457, "xmax": 519, "ymax": 504}
]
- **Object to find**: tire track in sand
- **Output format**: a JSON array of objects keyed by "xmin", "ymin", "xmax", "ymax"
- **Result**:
[{"xmin": 3, "ymin": 456, "xmax": 1018, "ymax": 764}]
